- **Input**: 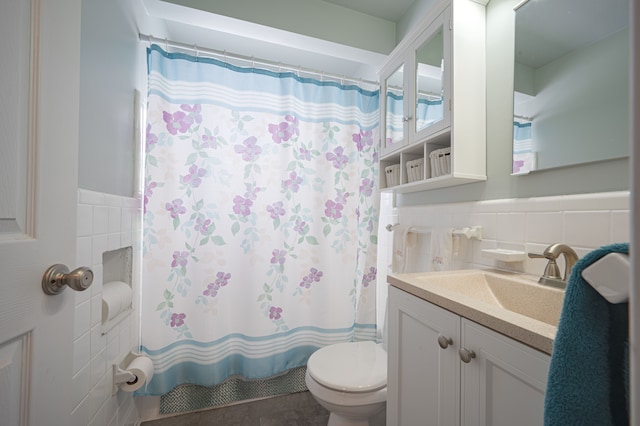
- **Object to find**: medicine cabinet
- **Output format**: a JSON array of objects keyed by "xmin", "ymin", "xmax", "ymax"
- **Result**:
[{"xmin": 380, "ymin": 0, "xmax": 487, "ymax": 193}]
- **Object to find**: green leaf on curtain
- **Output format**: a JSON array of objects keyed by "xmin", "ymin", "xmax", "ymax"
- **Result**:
[
  {"xmin": 286, "ymin": 161, "xmax": 296, "ymax": 171},
  {"xmin": 156, "ymin": 301, "xmax": 166, "ymax": 310},
  {"xmin": 147, "ymin": 156, "xmax": 157, "ymax": 167},
  {"xmin": 200, "ymin": 237, "xmax": 209, "ymax": 246},
  {"xmin": 199, "ymin": 151, "xmax": 208, "ymax": 158},
  {"xmin": 323, "ymin": 224, "xmax": 331, "ymax": 237},
  {"xmin": 173, "ymin": 217, "xmax": 180, "ymax": 230},
  {"xmin": 186, "ymin": 152, "xmax": 198, "ymax": 165},
  {"xmin": 370, "ymin": 235, "xmax": 378, "ymax": 244},
  {"xmin": 195, "ymin": 199, "xmax": 204, "ymax": 210},
  {"xmin": 257, "ymin": 294, "xmax": 265, "ymax": 301},
  {"xmin": 231, "ymin": 222, "xmax": 240, "ymax": 236},
  {"xmin": 273, "ymin": 218, "xmax": 280, "ymax": 229},
  {"xmin": 242, "ymin": 115, "xmax": 253, "ymax": 121},
  {"xmin": 305, "ymin": 236, "xmax": 319, "ymax": 245},
  {"xmin": 211, "ymin": 236, "xmax": 225, "ymax": 245},
  {"xmin": 244, "ymin": 164, "xmax": 252, "ymax": 179}
]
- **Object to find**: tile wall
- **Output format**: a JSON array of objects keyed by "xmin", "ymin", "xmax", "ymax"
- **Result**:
[
  {"xmin": 72, "ymin": 189, "xmax": 143, "ymax": 426},
  {"xmin": 381, "ymin": 190, "xmax": 630, "ymax": 277}
]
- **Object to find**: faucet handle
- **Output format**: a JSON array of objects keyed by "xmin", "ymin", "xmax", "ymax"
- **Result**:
[{"xmin": 528, "ymin": 252, "xmax": 563, "ymax": 280}]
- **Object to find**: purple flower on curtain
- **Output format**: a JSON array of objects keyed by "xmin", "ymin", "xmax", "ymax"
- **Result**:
[
  {"xmin": 299, "ymin": 267, "xmax": 323, "ymax": 288},
  {"xmin": 269, "ymin": 306, "xmax": 283, "ymax": 320},
  {"xmin": 170, "ymin": 313, "xmax": 186, "ymax": 327},
  {"xmin": 144, "ymin": 181, "xmax": 157, "ymax": 213},
  {"xmin": 194, "ymin": 216, "xmax": 212, "ymax": 235},
  {"xmin": 298, "ymin": 147, "xmax": 311, "ymax": 161},
  {"xmin": 266, "ymin": 201, "xmax": 286, "ymax": 220},
  {"xmin": 513, "ymin": 160, "xmax": 525, "ymax": 173},
  {"xmin": 202, "ymin": 272, "xmax": 231, "ymax": 298},
  {"xmin": 361, "ymin": 267, "xmax": 377, "ymax": 287},
  {"xmin": 335, "ymin": 191, "xmax": 350, "ymax": 205},
  {"xmin": 270, "ymin": 249, "xmax": 286, "ymax": 265},
  {"xmin": 235, "ymin": 136, "xmax": 262, "ymax": 161},
  {"xmin": 294, "ymin": 220, "xmax": 306, "ymax": 234},
  {"xmin": 324, "ymin": 200, "xmax": 343, "ymax": 219},
  {"xmin": 268, "ymin": 115, "xmax": 299, "ymax": 144},
  {"xmin": 233, "ymin": 196, "xmax": 253, "ymax": 216},
  {"xmin": 181, "ymin": 165, "xmax": 207, "ymax": 188},
  {"xmin": 353, "ymin": 129, "xmax": 373, "ymax": 152},
  {"xmin": 202, "ymin": 133, "xmax": 217, "ymax": 149},
  {"xmin": 326, "ymin": 146, "xmax": 349, "ymax": 170},
  {"xmin": 165, "ymin": 199, "xmax": 187, "ymax": 219},
  {"xmin": 215, "ymin": 271, "xmax": 231, "ymax": 287},
  {"xmin": 146, "ymin": 124, "xmax": 158, "ymax": 150},
  {"xmin": 171, "ymin": 251, "xmax": 189, "ymax": 268},
  {"xmin": 171, "ymin": 313, "xmax": 187, "ymax": 327},
  {"xmin": 163, "ymin": 110, "xmax": 194, "ymax": 135},
  {"xmin": 359, "ymin": 178, "xmax": 374, "ymax": 197},
  {"xmin": 283, "ymin": 171, "xmax": 303, "ymax": 193},
  {"xmin": 244, "ymin": 184, "xmax": 261, "ymax": 201},
  {"xmin": 181, "ymin": 104, "xmax": 202, "ymax": 125}
]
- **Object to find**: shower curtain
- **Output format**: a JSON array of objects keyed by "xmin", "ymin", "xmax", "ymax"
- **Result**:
[{"xmin": 140, "ymin": 45, "xmax": 380, "ymax": 396}]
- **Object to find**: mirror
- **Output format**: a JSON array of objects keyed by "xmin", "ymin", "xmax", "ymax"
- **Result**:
[
  {"xmin": 415, "ymin": 27, "xmax": 444, "ymax": 134},
  {"xmin": 385, "ymin": 65, "xmax": 404, "ymax": 148},
  {"xmin": 512, "ymin": 0, "xmax": 629, "ymax": 174}
]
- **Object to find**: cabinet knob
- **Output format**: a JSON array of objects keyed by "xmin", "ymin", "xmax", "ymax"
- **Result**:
[
  {"xmin": 437, "ymin": 335, "xmax": 453, "ymax": 349},
  {"xmin": 459, "ymin": 348, "xmax": 476, "ymax": 363}
]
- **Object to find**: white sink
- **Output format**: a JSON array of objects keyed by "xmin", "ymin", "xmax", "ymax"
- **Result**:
[
  {"xmin": 388, "ymin": 269, "xmax": 567, "ymax": 354},
  {"xmin": 413, "ymin": 270, "xmax": 565, "ymax": 327}
]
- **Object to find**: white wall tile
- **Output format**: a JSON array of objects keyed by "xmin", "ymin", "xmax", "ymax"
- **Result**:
[
  {"xmin": 75, "ymin": 300, "xmax": 91, "ymax": 340},
  {"xmin": 525, "ymin": 212, "xmax": 563, "ymax": 244},
  {"xmin": 78, "ymin": 204, "xmax": 94, "ymax": 236},
  {"xmin": 563, "ymin": 211, "xmax": 610, "ymax": 248},
  {"xmin": 93, "ymin": 206, "xmax": 110, "ymax": 235},
  {"xmin": 495, "ymin": 212, "xmax": 526, "ymax": 243},
  {"xmin": 72, "ymin": 364, "xmax": 92, "ymax": 409},
  {"xmin": 73, "ymin": 332, "xmax": 91, "ymax": 375},
  {"xmin": 611, "ymin": 210, "xmax": 631, "ymax": 243}
]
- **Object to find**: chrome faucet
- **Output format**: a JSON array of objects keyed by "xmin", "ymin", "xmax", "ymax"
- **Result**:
[{"xmin": 528, "ymin": 243, "xmax": 579, "ymax": 288}]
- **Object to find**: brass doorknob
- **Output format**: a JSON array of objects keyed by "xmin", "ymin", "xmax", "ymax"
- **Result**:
[{"xmin": 42, "ymin": 264, "xmax": 93, "ymax": 295}]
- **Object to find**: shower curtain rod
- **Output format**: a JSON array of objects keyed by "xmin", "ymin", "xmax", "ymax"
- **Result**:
[{"xmin": 139, "ymin": 33, "xmax": 380, "ymax": 88}]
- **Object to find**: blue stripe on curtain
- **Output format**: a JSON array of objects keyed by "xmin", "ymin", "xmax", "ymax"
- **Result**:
[
  {"xmin": 140, "ymin": 45, "xmax": 380, "ymax": 396},
  {"xmin": 147, "ymin": 45, "xmax": 378, "ymax": 124}
]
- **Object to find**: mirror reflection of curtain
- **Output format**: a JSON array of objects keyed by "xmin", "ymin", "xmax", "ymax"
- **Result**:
[
  {"xmin": 385, "ymin": 89, "xmax": 403, "ymax": 146},
  {"xmin": 513, "ymin": 119, "xmax": 535, "ymax": 174},
  {"xmin": 416, "ymin": 95, "xmax": 443, "ymax": 132},
  {"xmin": 141, "ymin": 45, "xmax": 380, "ymax": 396}
]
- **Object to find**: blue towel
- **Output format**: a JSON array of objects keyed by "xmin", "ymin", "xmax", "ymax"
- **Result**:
[{"xmin": 544, "ymin": 243, "xmax": 629, "ymax": 426}]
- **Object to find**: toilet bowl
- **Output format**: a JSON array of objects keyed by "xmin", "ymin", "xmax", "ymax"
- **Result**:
[{"xmin": 305, "ymin": 340, "xmax": 387, "ymax": 426}]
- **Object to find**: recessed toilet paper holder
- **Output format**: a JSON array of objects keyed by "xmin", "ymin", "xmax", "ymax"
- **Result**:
[{"xmin": 112, "ymin": 351, "xmax": 145, "ymax": 395}]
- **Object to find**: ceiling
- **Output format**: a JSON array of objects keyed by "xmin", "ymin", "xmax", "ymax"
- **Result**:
[
  {"xmin": 322, "ymin": 0, "xmax": 417, "ymax": 22},
  {"xmin": 138, "ymin": 0, "xmax": 425, "ymax": 82}
]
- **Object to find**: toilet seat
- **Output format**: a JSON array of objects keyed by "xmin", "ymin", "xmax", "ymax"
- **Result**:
[{"xmin": 307, "ymin": 341, "xmax": 387, "ymax": 393}]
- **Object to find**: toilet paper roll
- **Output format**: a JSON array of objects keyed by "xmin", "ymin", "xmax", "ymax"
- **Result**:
[
  {"xmin": 119, "ymin": 356, "xmax": 154, "ymax": 392},
  {"xmin": 102, "ymin": 281, "xmax": 133, "ymax": 324}
]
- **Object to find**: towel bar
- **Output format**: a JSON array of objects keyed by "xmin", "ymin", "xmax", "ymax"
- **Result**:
[
  {"xmin": 386, "ymin": 224, "xmax": 482, "ymax": 240},
  {"xmin": 581, "ymin": 252, "xmax": 630, "ymax": 303}
]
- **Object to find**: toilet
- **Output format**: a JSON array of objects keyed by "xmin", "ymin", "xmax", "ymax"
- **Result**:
[{"xmin": 305, "ymin": 340, "xmax": 387, "ymax": 426}]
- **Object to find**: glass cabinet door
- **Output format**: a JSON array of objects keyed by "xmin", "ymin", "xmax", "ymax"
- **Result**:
[
  {"xmin": 412, "ymin": 9, "xmax": 450, "ymax": 142},
  {"xmin": 383, "ymin": 63, "xmax": 405, "ymax": 154}
]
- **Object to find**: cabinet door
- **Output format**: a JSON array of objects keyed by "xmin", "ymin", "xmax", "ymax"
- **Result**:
[
  {"xmin": 387, "ymin": 286, "xmax": 461, "ymax": 426},
  {"xmin": 410, "ymin": 6, "xmax": 451, "ymax": 144},
  {"xmin": 460, "ymin": 319, "xmax": 550, "ymax": 426},
  {"xmin": 380, "ymin": 54, "xmax": 408, "ymax": 157}
]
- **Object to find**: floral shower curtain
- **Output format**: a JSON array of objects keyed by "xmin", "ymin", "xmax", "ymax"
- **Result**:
[{"xmin": 140, "ymin": 45, "xmax": 380, "ymax": 396}]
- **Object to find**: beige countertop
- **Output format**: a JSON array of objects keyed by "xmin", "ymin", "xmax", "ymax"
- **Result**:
[{"xmin": 387, "ymin": 269, "xmax": 564, "ymax": 355}]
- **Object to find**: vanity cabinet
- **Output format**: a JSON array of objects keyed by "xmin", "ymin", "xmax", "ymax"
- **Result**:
[
  {"xmin": 379, "ymin": 0, "xmax": 487, "ymax": 193},
  {"xmin": 387, "ymin": 286, "xmax": 550, "ymax": 426}
]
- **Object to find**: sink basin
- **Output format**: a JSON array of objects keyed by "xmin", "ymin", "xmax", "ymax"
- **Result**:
[
  {"xmin": 388, "ymin": 269, "xmax": 567, "ymax": 354},
  {"xmin": 414, "ymin": 270, "xmax": 565, "ymax": 327}
]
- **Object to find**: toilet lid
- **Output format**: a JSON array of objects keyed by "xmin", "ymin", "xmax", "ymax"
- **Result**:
[{"xmin": 307, "ymin": 341, "xmax": 387, "ymax": 392}]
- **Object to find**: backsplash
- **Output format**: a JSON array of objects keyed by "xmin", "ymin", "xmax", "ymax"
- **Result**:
[
  {"xmin": 380, "ymin": 191, "xmax": 630, "ymax": 277},
  {"xmin": 73, "ymin": 189, "xmax": 142, "ymax": 426}
]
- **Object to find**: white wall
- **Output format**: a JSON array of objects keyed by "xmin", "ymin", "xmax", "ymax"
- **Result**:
[{"xmin": 78, "ymin": 0, "xmax": 148, "ymax": 197}]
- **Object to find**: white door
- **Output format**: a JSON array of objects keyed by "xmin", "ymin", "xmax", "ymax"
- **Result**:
[{"xmin": 0, "ymin": 0, "xmax": 82, "ymax": 424}]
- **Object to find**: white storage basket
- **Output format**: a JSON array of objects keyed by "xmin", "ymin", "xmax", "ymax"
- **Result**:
[
  {"xmin": 406, "ymin": 158, "xmax": 424, "ymax": 183},
  {"xmin": 384, "ymin": 164, "xmax": 401, "ymax": 187},
  {"xmin": 429, "ymin": 147, "xmax": 451, "ymax": 178}
]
